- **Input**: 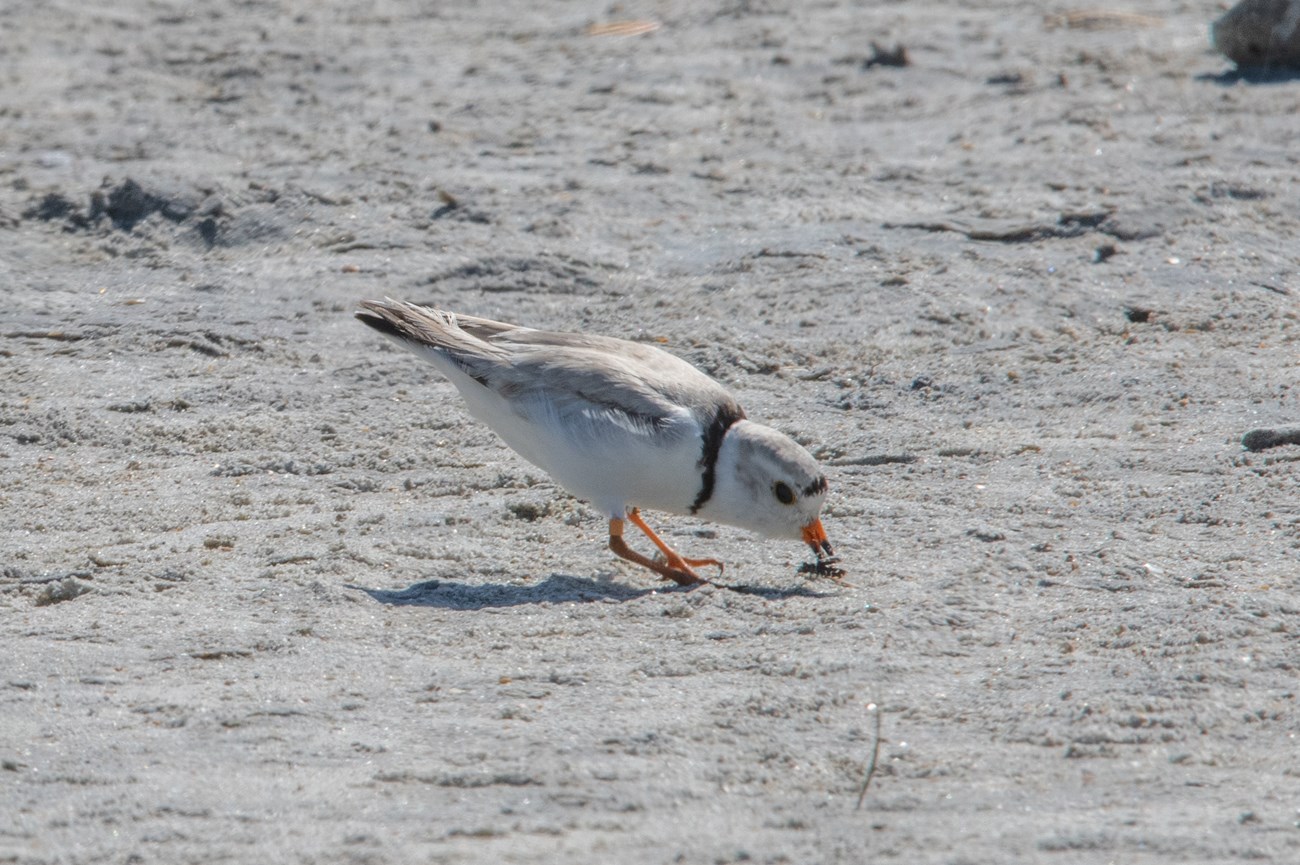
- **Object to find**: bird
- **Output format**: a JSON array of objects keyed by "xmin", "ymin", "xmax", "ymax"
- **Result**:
[{"xmin": 355, "ymin": 298, "xmax": 836, "ymax": 586}]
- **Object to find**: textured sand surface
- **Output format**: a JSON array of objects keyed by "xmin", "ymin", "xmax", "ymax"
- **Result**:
[{"xmin": 3, "ymin": 2, "xmax": 1298, "ymax": 863}]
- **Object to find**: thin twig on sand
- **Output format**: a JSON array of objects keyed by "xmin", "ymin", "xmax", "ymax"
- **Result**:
[{"xmin": 854, "ymin": 702, "xmax": 883, "ymax": 811}]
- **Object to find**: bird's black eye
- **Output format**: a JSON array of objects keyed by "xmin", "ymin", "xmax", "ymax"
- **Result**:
[{"xmin": 773, "ymin": 481, "xmax": 795, "ymax": 505}]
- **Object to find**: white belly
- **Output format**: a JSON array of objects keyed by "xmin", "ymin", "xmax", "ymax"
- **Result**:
[{"xmin": 446, "ymin": 371, "xmax": 703, "ymax": 519}]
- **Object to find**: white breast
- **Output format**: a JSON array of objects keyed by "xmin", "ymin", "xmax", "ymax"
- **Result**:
[{"xmin": 441, "ymin": 363, "xmax": 705, "ymax": 520}]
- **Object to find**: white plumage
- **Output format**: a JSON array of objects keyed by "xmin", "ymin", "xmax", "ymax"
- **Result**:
[{"xmin": 356, "ymin": 299, "xmax": 835, "ymax": 585}]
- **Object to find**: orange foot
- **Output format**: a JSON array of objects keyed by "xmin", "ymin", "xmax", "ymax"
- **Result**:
[{"xmin": 607, "ymin": 509, "xmax": 724, "ymax": 586}]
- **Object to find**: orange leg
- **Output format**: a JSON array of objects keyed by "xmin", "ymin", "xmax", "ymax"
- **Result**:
[
  {"xmin": 607, "ymin": 518, "xmax": 701, "ymax": 585},
  {"xmin": 610, "ymin": 508, "xmax": 723, "ymax": 584},
  {"xmin": 609, "ymin": 518, "xmax": 700, "ymax": 585},
  {"xmin": 626, "ymin": 509, "xmax": 725, "ymax": 573}
]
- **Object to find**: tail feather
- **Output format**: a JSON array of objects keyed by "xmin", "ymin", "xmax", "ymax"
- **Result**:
[{"xmin": 355, "ymin": 299, "xmax": 506, "ymax": 359}]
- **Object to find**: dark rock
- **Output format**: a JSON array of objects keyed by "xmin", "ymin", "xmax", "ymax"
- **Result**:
[{"xmin": 1214, "ymin": 0, "xmax": 1300, "ymax": 69}]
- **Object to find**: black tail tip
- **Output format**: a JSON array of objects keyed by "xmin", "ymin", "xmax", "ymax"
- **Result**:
[{"xmin": 355, "ymin": 308, "xmax": 403, "ymax": 339}]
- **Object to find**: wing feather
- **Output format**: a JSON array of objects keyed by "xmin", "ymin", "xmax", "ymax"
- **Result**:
[{"xmin": 356, "ymin": 299, "xmax": 743, "ymax": 435}]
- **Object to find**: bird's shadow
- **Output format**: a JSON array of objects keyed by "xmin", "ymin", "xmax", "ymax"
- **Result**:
[
  {"xmin": 1197, "ymin": 67, "xmax": 1300, "ymax": 85},
  {"xmin": 347, "ymin": 574, "xmax": 657, "ymax": 609},
  {"xmin": 347, "ymin": 573, "xmax": 836, "ymax": 609},
  {"xmin": 714, "ymin": 580, "xmax": 838, "ymax": 600}
]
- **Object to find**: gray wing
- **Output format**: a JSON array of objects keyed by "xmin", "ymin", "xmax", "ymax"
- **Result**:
[{"xmin": 355, "ymin": 299, "xmax": 744, "ymax": 434}]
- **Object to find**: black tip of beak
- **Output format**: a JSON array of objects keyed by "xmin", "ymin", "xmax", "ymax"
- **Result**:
[{"xmin": 812, "ymin": 539, "xmax": 835, "ymax": 559}]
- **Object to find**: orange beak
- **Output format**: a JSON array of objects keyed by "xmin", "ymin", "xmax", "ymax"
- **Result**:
[{"xmin": 801, "ymin": 518, "xmax": 834, "ymax": 559}]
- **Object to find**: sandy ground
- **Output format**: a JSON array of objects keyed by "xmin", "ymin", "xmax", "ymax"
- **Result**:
[{"xmin": 3, "ymin": 1, "xmax": 1299, "ymax": 863}]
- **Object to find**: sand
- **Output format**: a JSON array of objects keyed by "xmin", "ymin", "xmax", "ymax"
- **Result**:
[{"xmin": 3, "ymin": 2, "xmax": 1298, "ymax": 863}]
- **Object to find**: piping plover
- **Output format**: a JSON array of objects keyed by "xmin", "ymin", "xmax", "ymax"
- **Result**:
[{"xmin": 356, "ymin": 299, "xmax": 836, "ymax": 585}]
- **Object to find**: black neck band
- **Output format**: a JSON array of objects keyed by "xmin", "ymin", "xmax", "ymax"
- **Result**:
[{"xmin": 689, "ymin": 404, "xmax": 745, "ymax": 514}]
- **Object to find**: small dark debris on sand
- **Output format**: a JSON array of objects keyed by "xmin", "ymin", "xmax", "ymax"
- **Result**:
[
  {"xmin": 799, "ymin": 558, "xmax": 848, "ymax": 580},
  {"xmin": 864, "ymin": 42, "xmax": 909, "ymax": 68},
  {"xmin": 1241, "ymin": 427, "xmax": 1300, "ymax": 451}
]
